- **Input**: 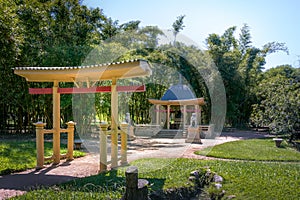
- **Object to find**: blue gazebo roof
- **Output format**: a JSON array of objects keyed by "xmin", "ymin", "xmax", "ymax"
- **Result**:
[{"xmin": 161, "ymin": 84, "xmax": 196, "ymax": 101}]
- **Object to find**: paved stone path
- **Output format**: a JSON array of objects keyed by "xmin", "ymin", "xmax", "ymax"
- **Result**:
[{"xmin": 0, "ymin": 131, "xmax": 268, "ymax": 199}]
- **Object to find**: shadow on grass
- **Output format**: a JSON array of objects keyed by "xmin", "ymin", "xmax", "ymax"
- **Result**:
[{"xmin": 58, "ymin": 168, "xmax": 166, "ymax": 194}]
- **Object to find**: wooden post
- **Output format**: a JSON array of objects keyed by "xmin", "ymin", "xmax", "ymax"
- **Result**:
[
  {"xmin": 99, "ymin": 123, "xmax": 108, "ymax": 172},
  {"xmin": 111, "ymin": 78, "xmax": 118, "ymax": 168},
  {"xmin": 126, "ymin": 166, "xmax": 138, "ymax": 200},
  {"xmin": 195, "ymin": 105, "xmax": 200, "ymax": 126},
  {"xmin": 120, "ymin": 123, "xmax": 128, "ymax": 165},
  {"xmin": 53, "ymin": 81, "xmax": 61, "ymax": 164},
  {"xmin": 156, "ymin": 104, "xmax": 160, "ymax": 125},
  {"xmin": 183, "ymin": 105, "xmax": 187, "ymax": 130},
  {"xmin": 125, "ymin": 166, "xmax": 148, "ymax": 200},
  {"xmin": 199, "ymin": 106, "xmax": 202, "ymax": 125},
  {"xmin": 67, "ymin": 121, "xmax": 75, "ymax": 161},
  {"xmin": 167, "ymin": 105, "xmax": 170, "ymax": 129},
  {"xmin": 34, "ymin": 122, "xmax": 46, "ymax": 169}
]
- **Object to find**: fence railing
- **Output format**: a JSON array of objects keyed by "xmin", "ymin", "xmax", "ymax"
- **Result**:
[{"xmin": 33, "ymin": 121, "xmax": 75, "ymax": 169}]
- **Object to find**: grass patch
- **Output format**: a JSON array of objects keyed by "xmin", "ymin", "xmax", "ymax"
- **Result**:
[
  {"xmin": 0, "ymin": 140, "xmax": 85, "ymax": 175},
  {"xmin": 12, "ymin": 158, "xmax": 300, "ymax": 200},
  {"xmin": 195, "ymin": 139, "xmax": 300, "ymax": 161}
]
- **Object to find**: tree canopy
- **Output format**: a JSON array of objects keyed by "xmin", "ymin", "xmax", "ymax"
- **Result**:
[{"xmin": 0, "ymin": 1, "xmax": 298, "ymax": 138}]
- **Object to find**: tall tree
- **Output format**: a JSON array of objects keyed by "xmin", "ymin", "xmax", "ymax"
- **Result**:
[
  {"xmin": 206, "ymin": 25, "xmax": 289, "ymax": 127},
  {"xmin": 172, "ymin": 15, "xmax": 185, "ymax": 45},
  {"xmin": 251, "ymin": 65, "xmax": 300, "ymax": 140},
  {"xmin": 0, "ymin": 0, "xmax": 24, "ymax": 132},
  {"xmin": 0, "ymin": 0, "xmax": 107, "ymax": 133}
]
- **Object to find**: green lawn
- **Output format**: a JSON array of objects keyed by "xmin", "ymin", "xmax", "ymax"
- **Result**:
[
  {"xmin": 0, "ymin": 140, "xmax": 85, "ymax": 175},
  {"xmin": 12, "ymin": 158, "xmax": 300, "ymax": 200},
  {"xmin": 195, "ymin": 139, "xmax": 300, "ymax": 161},
  {"xmin": 4, "ymin": 138, "xmax": 300, "ymax": 199}
]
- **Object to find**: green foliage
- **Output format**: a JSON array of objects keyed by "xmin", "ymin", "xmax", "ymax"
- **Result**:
[
  {"xmin": 196, "ymin": 139, "xmax": 300, "ymax": 161},
  {"xmin": 172, "ymin": 15, "xmax": 185, "ymax": 44},
  {"xmin": 206, "ymin": 24, "xmax": 289, "ymax": 127},
  {"xmin": 0, "ymin": 140, "xmax": 85, "ymax": 175},
  {"xmin": 0, "ymin": 0, "xmax": 26, "ymax": 132},
  {"xmin": 251, "ymin": 65, "xmax": 300, "ymax": 136},
  {"xmin": 0, "ymin": 0, "xmax": 106, "ymax": 133},
  {"xmin": 0, "ymin": 0, "xmax": 295, "ymax": 136}
]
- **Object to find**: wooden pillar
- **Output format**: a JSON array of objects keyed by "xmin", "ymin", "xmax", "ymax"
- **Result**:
[
  {"xmin": 183, "ymin": 105, "xmax": 187, "ymax": 130},
  {"xmin": 111, "ymin": 78, "xmax": 118, "ymax": 168},
  {"xmin": 195, "ymin": 105, "xmax": 200, "ymax": 126},
  {"xmin": 199, "ymin": 106, "xmax": 202, "ymax": 125},
  {"xmin": 66, "ymin": 121, "xmax": 75, "ymax": 161},
  {"xmin": 99, "ymin": 123, "xmax": 108, "ymax": 172},
  {"xmin": 53, "ymin": 81, "xmax": 60, "ymax": 164},
  {"xmin": 34, "ymin": 122, "xmax": 46, "ymax": 169},
  {"xmin": 167, "ymin": 105, "xmax": 170, "ymax": 129},
  {"xmin": 155, "ymin": 104, "xmax": 160, "ymax": 125},
  {"xmin": 120, "ymin": 123, "xmax": 128, "ymax": 165}
]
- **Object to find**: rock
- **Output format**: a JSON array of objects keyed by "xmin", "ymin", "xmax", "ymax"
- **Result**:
[
  {"xmin": 227, "ymin": 195, "xmax": 237, "ymax": 199},
  {"xmin": 205, "ymin": 170, "xmax": 214, "ymax": 182},
  {"xmin": 188, "ymin": 176, "xmax": 196, "ymax": 182},
  {"xmin": 213, "ymin": 174, "xmax": 223, "ymax": 183},
  {"xmin": 205, "ymin": 170, "xmax": 211, "ymax": 177},
  {"xmin": 214, "ymin": 183, "xmax": 222, "ymax": 189},
  {"xmin": 190, "ymin": 170, "xmax": 199, "ymax": 178},
  {"xmin": 221, "ymin": 190, "xmax": 226, "ymax": 197}
]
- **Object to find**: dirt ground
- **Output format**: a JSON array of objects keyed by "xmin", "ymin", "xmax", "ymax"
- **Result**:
[{"xmin": 0, "ymin": 130, "xmax": 270, "ymax": 200}]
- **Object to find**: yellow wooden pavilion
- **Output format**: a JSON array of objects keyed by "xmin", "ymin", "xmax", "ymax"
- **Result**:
[{"xmin": 14, "ymin": 59, "xmax": 151, "ymax": 170}]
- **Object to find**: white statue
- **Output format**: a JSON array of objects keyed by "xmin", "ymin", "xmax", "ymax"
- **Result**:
[
  {"xmin": 125, "ymin": 112, "xmax": 131, "ymax": 125},
  {"xmin": 190, "ymin": 113, "xmax": 197, "ymax": 128}
]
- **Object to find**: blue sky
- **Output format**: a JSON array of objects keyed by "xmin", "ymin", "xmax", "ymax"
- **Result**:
[{"xmin": 83, "ymin": 0, "xmax": 300, "ymax": 70}]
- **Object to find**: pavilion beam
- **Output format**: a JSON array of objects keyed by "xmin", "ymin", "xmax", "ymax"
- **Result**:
[
  {"xmin": 53, "ymin": 81, "xmax": 61, "ymax": 164},
  {"xmin": 29, "ymin": 85, "xmax": 145, "ymax": 94},
  {"xmin": 111, "ymin": 78, "xmax": 118, "ymax": 168}
]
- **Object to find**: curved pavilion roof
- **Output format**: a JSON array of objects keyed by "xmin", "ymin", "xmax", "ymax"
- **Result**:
[
  {"xmin": 148, "ymin": 84, "xmax": 205, "ymax": 106},
  {"xmin": 161, "ymin": 84, "xmax": 196, "ymax": 100},
  {"xmin": 14, "ymin": 59, "xmax": 151, "ymax": 82}
]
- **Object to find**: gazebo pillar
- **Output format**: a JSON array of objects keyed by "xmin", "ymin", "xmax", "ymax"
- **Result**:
[
  {"xmin": 199, "ymin": 106, "xmax": 202, "ymax": 125},
  {"xmin": 183, "ymin": 105, "xmax": 187, "ymax": 129},
  {"xmin": 53, "ymin": 81, "xmax": 61, "ymax": 164},
  {"xmin": 167, "ymin": 105, "xmax": 170, "ymax": 129},
  {"xmin": 195, "ymin": 105, "xmax": 200, "ymax": 126},
  {"xmin": 111, "ymin": 78, "xmax": 118, "ymax": 168},
  {"xmin": 156, "ymin": 104, "xmax": 160, "ymax": 125}
]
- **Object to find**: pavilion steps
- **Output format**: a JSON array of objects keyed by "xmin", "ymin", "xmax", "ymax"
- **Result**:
[{"xmin": 152, "ymin": 129, "xmax": 185, "ymax": 138}]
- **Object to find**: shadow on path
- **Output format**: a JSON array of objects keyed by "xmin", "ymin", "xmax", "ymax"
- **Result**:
[{"xmin": 0, "ymin": 161, "xmax": 77, "ymax": 192}]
